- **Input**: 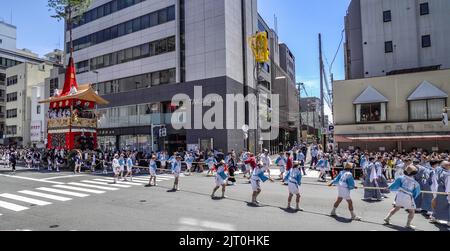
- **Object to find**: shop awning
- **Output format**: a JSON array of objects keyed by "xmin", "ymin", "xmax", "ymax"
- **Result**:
[
  {"xmin": 407, "ymin": 80, "xmax": 448, "ymax": 101},
  {"xmin": 353, "ymin": 86, "xmax": 389, "ymax": 104},
  {"xmin": 335, "ymin": 135, "xmax": 450, "ymax": 143}
]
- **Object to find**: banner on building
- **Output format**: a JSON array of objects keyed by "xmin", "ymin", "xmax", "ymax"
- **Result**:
[{"xmin": 30, "ymin": 121, "xmax": 43, "ymax": 142}]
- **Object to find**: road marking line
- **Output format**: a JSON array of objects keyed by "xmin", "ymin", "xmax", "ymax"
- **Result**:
[
  {"xmin": 81, "ymin": 180, "xmax": 131, "ymax": 188},
  {"xmin": 42, "ymin": 175, "xmax": 87, "ymax": 180},
  {"xmin": 36, "ymin": 187, "xmax": 89, "ymax": 198},
  {"xmin": 0, "ymin": 174, "xmax": 64, "ymax": 184},
  {"xmin": 0, "ymin": 193, "xmax": 52, "ymax": 206},
  {"xmin": 93, "ymin": 179, "xmax": 141, "ymax": 186},
  {"xmin": 68, "ymin": 182, "xmax": 119, "ymax": 191},
  {"xmin": 0, "ymin": 200, "xmax": 29, "ymax": 212},
  {"xmin": 53, "ymin": 185, "xmax": 106, "ymax": 194},
  {"xmin": 99, "ymin": 177, "xmax": 148, "ymax": 184},
  {"xmin": 132, "ymin": 177, "xmax": 170, "ymax": 182},
  {"xmin": 18, "ymin": 191, "xmax": 72, "ymax": 202}
]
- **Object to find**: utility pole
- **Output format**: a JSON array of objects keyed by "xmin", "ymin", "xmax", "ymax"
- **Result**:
[
  {"xmin": 319, "ymin": 33, "xmax": 325, "ymax": 146},
  {"xmin": 297, "ymin": 82, "xmax": 303, "ymax": 141}
]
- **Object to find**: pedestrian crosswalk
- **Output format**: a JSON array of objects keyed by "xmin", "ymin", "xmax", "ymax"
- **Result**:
[{"xmin": 0, "ymin": 174, "xmax": 175, "ymax": 217}]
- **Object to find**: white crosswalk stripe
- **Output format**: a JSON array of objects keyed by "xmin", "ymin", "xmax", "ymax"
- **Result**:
[
  {"xmin": 18, "ymin": 190, "xmax": 72, "ymax": 202},
  {"xmin": 81, "ymin": 180, "xmax": 131, "ymax": 188},
  {"xmin": 0, "ymin": 200, "xmax": 29, "ymax": 212},
  {"xmin": 132, "ymin": 177, "xmax": 170, "ymax": 182},
  {"xmin": 36, "ymin": 187, "xmax": 89, "ymax": 198},
  {"xmin": 0, "ymin": 193, "xmax": 52, "ymax": 206},
  {"xmin": 98, "ymin": 177, "xmax": 149, "ymax": 184},
  {"xmin": 68, "ymin": 182, "xmax": 119, "ymax": 191},
  {"xmin": 53, "ymin": 185, "xmax": 106, "ymax": 194},
  {"xmin": 93, "ymin": 179, "xmax": 141, "ymax": 186}
]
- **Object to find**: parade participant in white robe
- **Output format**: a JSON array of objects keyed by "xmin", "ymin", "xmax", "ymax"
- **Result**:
[
  {"xmin": 260, "ymin": 149, "xmax": 272, "ymax": 179},
  {"xmin": 363, "ymin": 157, "xmax": 382, "ymax": 201},
  {"xmin": 123, "ymin": 154, "xmax": 134, "ymax": 182},
  {"xmin": 184, "ymin": 153, "xmax": 194, "ymax": 176},
  {"xmin": 384, "ymin": 165, "xmax": 421, "ymax": 230},
  {"xmin": 275, "ymin": 152, "xmax": 287, "ymax": 181},
  {"xmin": 330, "ymin": 163, "xmax": 361, "ymax": 221},
  {"xmin": 211, "ymin": 160, "xmax": 228, "ymax": 199},
  {"xmin": 146, "ymin": 155, "xmax": 158, "ymax": 187},
  {"xmin": 297, "ymin": 150, "xmax": 306, "ymax": 176},
  {"xmin": 422, "ymin": 160, "xmax": 439, "ymax": 216},
  {"xmin": 287, "ymin": 161, "xmax": 303, "ymax": 211},
  {"xmin": 158, "ymin": 152, "xmax": 168, "ymax": 169},
  {"xmin": 430, "ymin": 161, "xmax": 450, "ymax": 226},
  {"xmin": 250, "ymin": 161, "xmax": 274, "ymax": 206},
  {"xmin": 394, "ymin": 157, "xmax": 407, "ymax": 179},
  {"xmin": 205, "ymin": 155, "xmax": 217, "ymax": 177},
  {"xmin": 171, "ymin": 156, "xmax": 183, "ymax": 191},
  {"xmin": 118, "ymin": 154, "xmax": 125, "ymax": 181},
  {"xmin": 112, "ymin": 154, "xmax": 121, "ymax": 184},
  {"xmin": 315, "ymin": 155, "xmax": 330, "ymax": 182}
]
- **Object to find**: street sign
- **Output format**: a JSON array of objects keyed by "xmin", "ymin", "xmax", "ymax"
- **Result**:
[
  {"xmin": 159, "ymin": 128, "xmax": 167, "ymax": 137},
  {"xmin": 328, "ymin": 125, "xmax": 335, "ymax": 133}
]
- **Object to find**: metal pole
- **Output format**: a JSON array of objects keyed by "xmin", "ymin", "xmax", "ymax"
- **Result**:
[{"xmin": 319, "ymin": 33, "xmax": 326, "ymax": 147}]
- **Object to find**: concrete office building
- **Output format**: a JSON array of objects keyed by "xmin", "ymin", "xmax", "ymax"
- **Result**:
[
  {"xmin": 5, "ymin": 62, "xmax": 55, "ymax": 146},
  {"xmin": 68, "ymin": 0, "xmax": 263, "ymax": 153},
  {"xmin": 344, "ymin": 0, "xmax": 450, "ymax": 79}
]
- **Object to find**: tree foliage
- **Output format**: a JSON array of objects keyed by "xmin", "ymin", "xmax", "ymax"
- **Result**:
[{"xmin": 47, "ymin": 0, "xmax": 92, "ymax": 22}]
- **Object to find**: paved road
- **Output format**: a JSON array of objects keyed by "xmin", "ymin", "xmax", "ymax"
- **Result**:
[{"xmin": 0, "ymin": 166, "xmax": 448, "ymax": 231}]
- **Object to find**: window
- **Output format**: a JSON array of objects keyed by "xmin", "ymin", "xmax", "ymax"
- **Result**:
[
  {"xmin": 7, "ymin": 109, "xmax": 17, "ymax": 118},
  {"xmin": 356, "ymin": 103, "xmax": 386, "ymax": 123},
  {"xmin": 385, "ymin": 41, "xmax": 393, "ymax": 53},
  {"xmin": 37, "ymin": 105, "xmax": 41, "ymax": 115},
  {"xmin": 7, "ymin": 75, "xmax": 18, "ymax": 86},
  {"xmin": 422, "ymin": 35, "xmax": 431, "ymax": 48},
  {"xmin": 420, "ymin": 2, "xmax": 429, "ymax": 15},
  {"xmin": 383, "ymin": 10, "xmax": 391, "ymax": 22},
  {"xmin": 150, "ymin": 12, "xmax": 158, "ymax": 27},
  {"xmin": 6, "ymin": 126, "xmax": 17, "ymax": 135},
  {"xmin": 159, "ymin": 8, "xmax": 168, "ymax": 23},
  {"xmin": 7, "ymin": 92, "xmax": 18, "ymax": 102},
  {"xmin": 70, "ymin": 6, "xmax": 176, "ymax": 52},
  {"xmin": 49, "ymin": 78, "xmax": 59, "ymax": 97},
  {"xmin": 132, "ymin": 18, "xmax": 141, "ymax": 32},
  {"xmin": 410, "ymin": 99, "xmax": 445, "ymax": 121}
]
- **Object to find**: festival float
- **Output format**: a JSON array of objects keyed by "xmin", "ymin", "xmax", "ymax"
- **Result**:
[{"xmin": 39, "ymin": 57, "xmax": 109, "ymax": 151}]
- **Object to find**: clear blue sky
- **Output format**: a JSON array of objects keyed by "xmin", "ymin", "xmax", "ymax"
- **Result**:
[{"xmin": 1, "ymin": 0, "xmax": 351, "ymax": 103}]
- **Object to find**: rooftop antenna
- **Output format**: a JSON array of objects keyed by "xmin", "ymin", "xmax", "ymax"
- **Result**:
[{"xmin": 274, "ymin": 14, "xmax": 278, "ymax": 35}]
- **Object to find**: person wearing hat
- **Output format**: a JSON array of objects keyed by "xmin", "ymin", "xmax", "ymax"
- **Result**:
[
  {"xmin": 259, "ymin": 149, "xmax": 272, "ymax": 179},
  {"xmin": 412, "ymin": 158, "xmax": 429, "ymax": 213},
  {"xmin": 211, "ymin": 160, "xmax": 228, "ymax": 199},
  {"xmin": 384, "ymin": 165, "xmax": 421, "ymax": 230},
  {"xmin": 287, "ymin": 160, "xmax": 303, "ymax": 211},
  {"xmin": 329, "ymin": 162, "xmax": 361, "ymax": 221},
  {"xmin": 250, "ymin": 160, "xmax": 274, "ymax": 206},
  {"xmin": 171, "ymin": 155, "xmax": 183, "ymax": 191},
  {"xmin": 430, "ymin": 161, "xmax": 450, "ymax": 226}
]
